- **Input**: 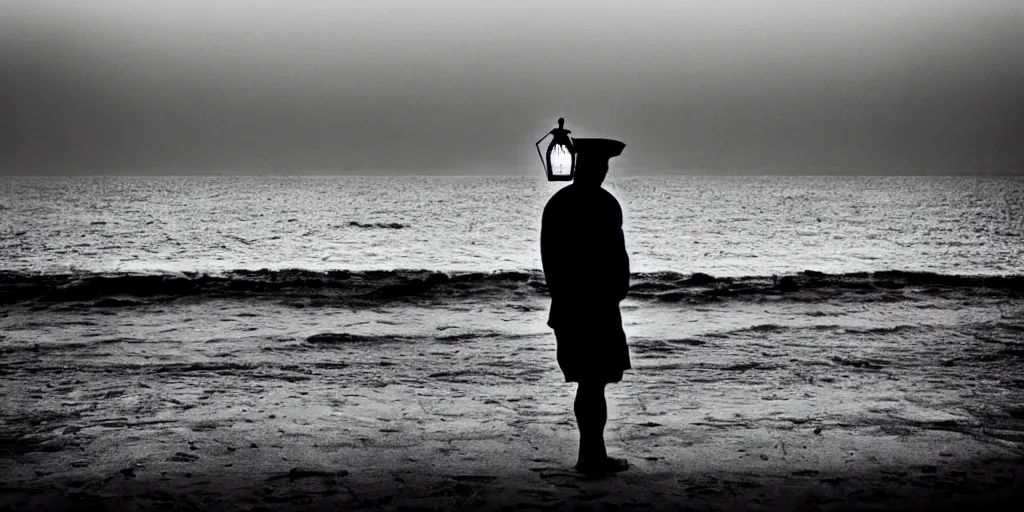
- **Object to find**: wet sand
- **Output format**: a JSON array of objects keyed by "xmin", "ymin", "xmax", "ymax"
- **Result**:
[{"xmin": 2, "ymin": 271, "xmax": 1023, "ymax": 510}]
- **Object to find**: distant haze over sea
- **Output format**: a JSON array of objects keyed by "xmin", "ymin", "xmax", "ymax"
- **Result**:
[{"xmin": 2, "ymin": 1, "xmax": 1022, "ymax": 175}]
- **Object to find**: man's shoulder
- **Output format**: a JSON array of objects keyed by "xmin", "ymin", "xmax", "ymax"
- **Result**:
[
  {"xmin": 586, "ymin": 187, "xmax": 622, "ymax": 216},
  {"xmin": 546, "ymin": 184, "xmax": 619, "ymax": 202},
  {"xmin": 544, "ymin": 185, "xmax": 621, "ymax": 219},
  {"xmin": 548, "ymin": 186, "xmax": 618, "ymax": 222},
  {"xmin": 595, "ymin": 187, "xmax": 620, "ymax": 205},
  {"xmin": 543, "ymin": 185, "xmax": 578, "ymax": 213}
]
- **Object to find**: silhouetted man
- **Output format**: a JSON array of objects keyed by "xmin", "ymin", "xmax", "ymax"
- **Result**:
[{"xmin": 540, "ymin": 138, "xmax": 631, "ymax": 475}]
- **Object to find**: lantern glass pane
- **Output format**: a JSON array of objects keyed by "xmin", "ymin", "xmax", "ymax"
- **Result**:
[{"xmin": 549, "ymin": 144, "xmax": 573, "ymax": 177}]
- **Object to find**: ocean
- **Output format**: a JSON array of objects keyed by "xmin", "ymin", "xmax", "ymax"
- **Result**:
[
  {"xmin": 1, "ymin": 175, "xmax": 1023, "ymax": 509},
  {"xmin": 2, "ymin": 175, "xmax": 1022, "ymax": 276}
]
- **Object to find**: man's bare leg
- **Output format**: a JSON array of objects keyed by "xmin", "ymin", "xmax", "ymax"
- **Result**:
[{"xmin": 574, "ymin": 381, "xmax": 628, "ymax": 474}]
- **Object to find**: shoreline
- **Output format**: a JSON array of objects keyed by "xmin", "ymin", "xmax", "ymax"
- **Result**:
[{"xmin": 3, "ymin": 271, "xmax": 1023, "ymax": 510}]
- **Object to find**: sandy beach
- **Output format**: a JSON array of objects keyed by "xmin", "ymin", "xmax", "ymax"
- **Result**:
[
  {"xmin": 4, "ymin": 0, "xmax": 1023, "ymax": 505},
  {"xmin": 2, "ymin": 270, "xmax": 1023, "ymax": 511}
]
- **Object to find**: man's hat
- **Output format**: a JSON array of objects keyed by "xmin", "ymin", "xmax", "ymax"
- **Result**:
[{"xmin": 572, "ymin": 138, "xmax": 626, "ymax": 160}]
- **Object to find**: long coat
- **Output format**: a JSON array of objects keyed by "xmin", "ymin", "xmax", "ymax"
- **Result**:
[{"xmin": 540, "ymin": 183, "xmax": 631, "ymax": 382}]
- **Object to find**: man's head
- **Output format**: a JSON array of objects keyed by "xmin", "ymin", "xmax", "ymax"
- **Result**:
[{"xmin": 572, "ymin": 138, "xmax": 625, "ymax": 187}]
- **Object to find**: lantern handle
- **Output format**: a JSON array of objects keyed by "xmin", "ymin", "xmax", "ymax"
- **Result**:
[
  {"xmin": 535, "ymin": 132, "xmax": 550, "ymax": 168},
  {"xmin": 535, "ymin": 131, "xmax": 552, "ymax": 147}
]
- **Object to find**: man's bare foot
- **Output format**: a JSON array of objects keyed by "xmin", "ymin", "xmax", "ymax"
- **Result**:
[{"xmin": 574, "ymin": 456, "xmax": 629, "ymax": 475}]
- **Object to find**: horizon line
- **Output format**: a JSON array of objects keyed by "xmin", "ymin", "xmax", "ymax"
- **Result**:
[{"xmin": 2, "ymin": 171, "xmax": 1023, "ymax": 178}]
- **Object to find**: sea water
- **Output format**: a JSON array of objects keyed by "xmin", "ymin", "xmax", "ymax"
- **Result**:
[
  {"xmin": 2, "ymin": 176, "xmax": 1023, "ymax": 481},
  {"xmin": 1, "ymin": 175, "xmax": 1021, "ymax": 276}
]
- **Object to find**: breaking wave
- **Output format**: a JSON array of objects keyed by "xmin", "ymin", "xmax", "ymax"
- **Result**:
[{"xmin": 0, "ymin": 269, "xmax": 1021, "ymax": 306}]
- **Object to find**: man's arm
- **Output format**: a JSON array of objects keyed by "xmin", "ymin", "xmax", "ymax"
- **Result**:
[
  {"xmin": 610, "ymin": 200, "xmax": 630, "ymax": 302},
  {"xmin": 582, "ymin": 193, "xmax": 629, "ymax": 303},
  {"xmin": 540, "ymin": 202, "xmax": 567, "ymax": 300}
]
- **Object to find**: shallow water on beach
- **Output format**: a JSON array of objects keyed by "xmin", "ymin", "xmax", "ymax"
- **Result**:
[
  {"xmin": 3, "ymin": 276, "xmax": 1022, "ymax": 451},
  {"xmin": 1, "ymin": 276, "xmax": 1022, "ymax": 510}
]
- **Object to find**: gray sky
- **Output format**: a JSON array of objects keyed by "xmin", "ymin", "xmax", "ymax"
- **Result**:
[{"xmin": 1, "ymin": 0, "xmax": 1022, "ymax": 175}]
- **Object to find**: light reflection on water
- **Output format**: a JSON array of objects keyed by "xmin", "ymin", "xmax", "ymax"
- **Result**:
[{"xmin": 1, "ymin": 175, "xmax": 1021, "ymax": 276}]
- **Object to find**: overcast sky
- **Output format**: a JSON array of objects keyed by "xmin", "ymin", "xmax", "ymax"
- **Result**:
[{"xmin": 1, "ymin": 0, "xmax": 1021, "ymax": 175}]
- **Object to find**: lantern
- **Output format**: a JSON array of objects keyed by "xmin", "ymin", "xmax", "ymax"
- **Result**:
[{"xmin": 535, "ymin": 118, "xmax": 576, "ymax": 181}]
